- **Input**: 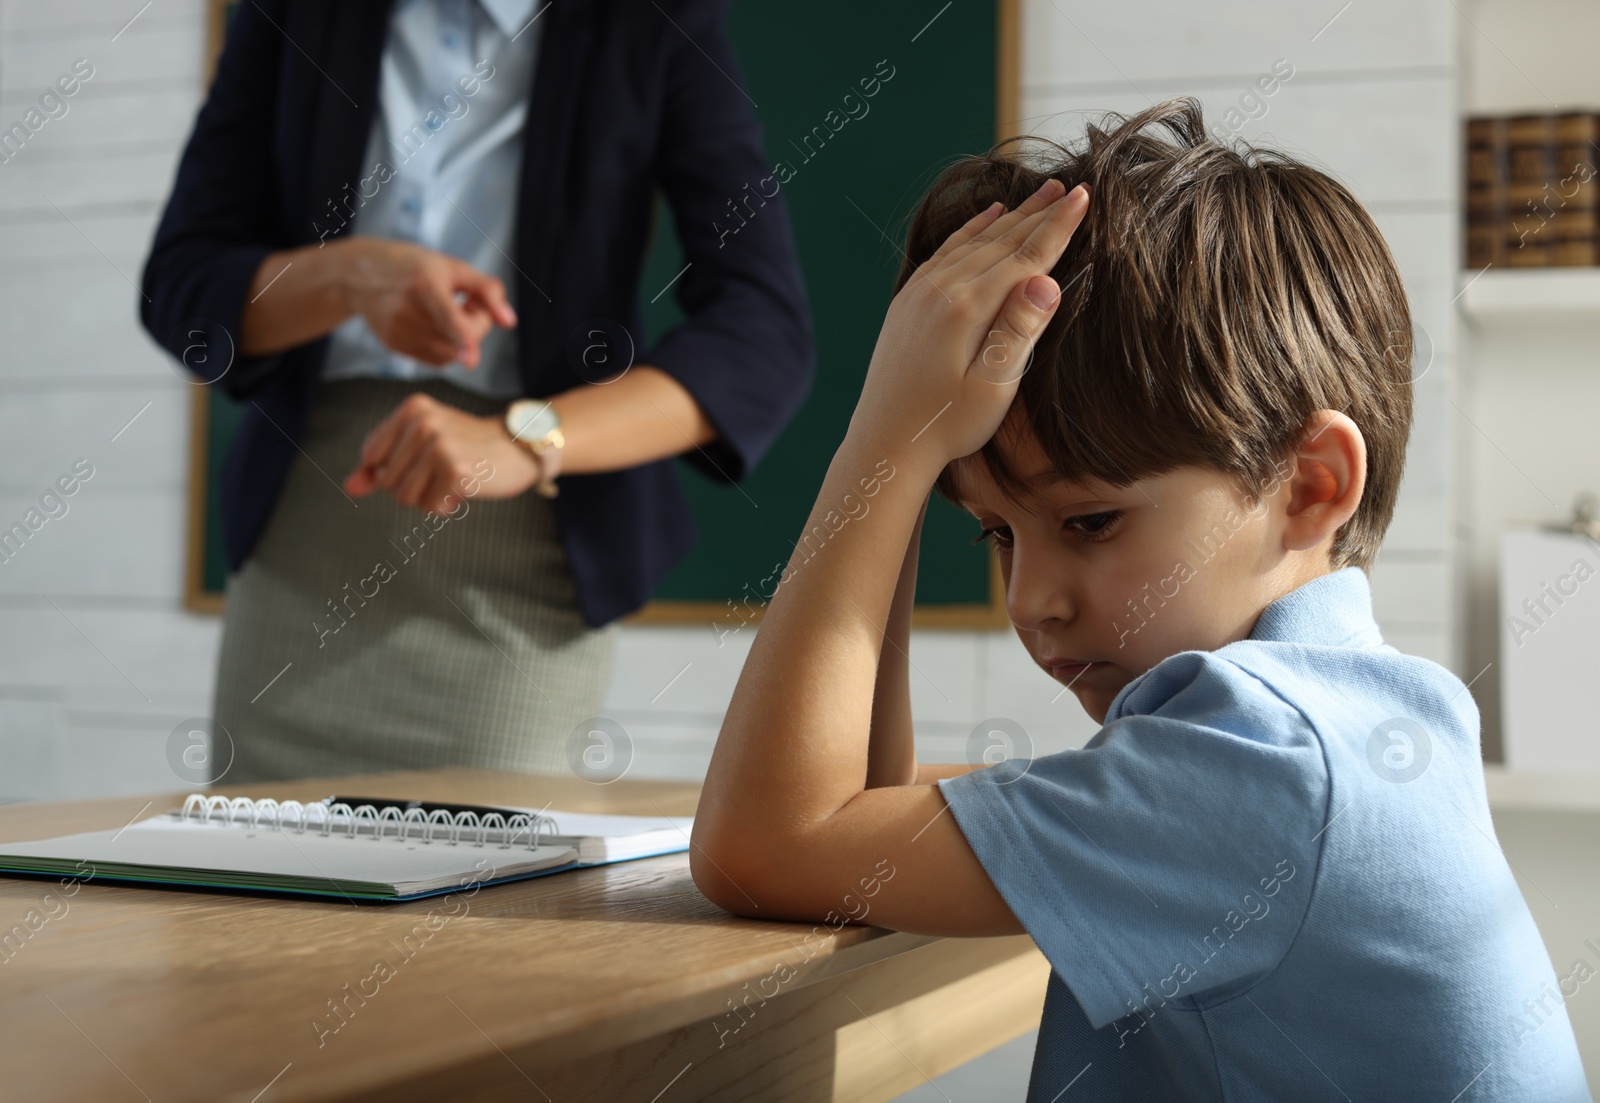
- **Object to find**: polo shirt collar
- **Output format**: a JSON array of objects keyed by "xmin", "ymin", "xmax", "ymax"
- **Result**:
[
  {"xmin": 1247, "ymin": 565, "xmax": 1384, "ymax": 649},
  {"xmin": 477, "ymin": 0, "xmax": 542, "ymax": 39}
]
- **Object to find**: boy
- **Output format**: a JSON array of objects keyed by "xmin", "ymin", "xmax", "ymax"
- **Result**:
[{"xmin": 690, "ymin": 98, "xmax": 1589, "ymax": 1100}]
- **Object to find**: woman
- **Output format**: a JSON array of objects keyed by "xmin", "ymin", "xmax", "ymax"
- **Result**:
[{"xmin": 140, "ymin": 0, "xmax": 813, "ymax": 782}]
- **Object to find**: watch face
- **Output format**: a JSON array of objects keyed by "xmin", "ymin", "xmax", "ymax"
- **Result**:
[{"xmin": 508, "ymin": 400, "xmax": 558, "ymax": 443}]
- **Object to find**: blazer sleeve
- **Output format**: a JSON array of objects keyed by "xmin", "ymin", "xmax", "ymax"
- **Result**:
[
  {"xmin": 644, "ymin": 0, "xmax": 816, "ymax": 484},
  {"xmin": 139, "ymin": 0, "xmax": 290, "ymax": 399}
]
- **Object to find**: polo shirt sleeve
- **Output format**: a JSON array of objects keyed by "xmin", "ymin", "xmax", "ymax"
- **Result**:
[{"xmin": 937, "ymin": 651, "xmax": 1330, "ymax": 1031}]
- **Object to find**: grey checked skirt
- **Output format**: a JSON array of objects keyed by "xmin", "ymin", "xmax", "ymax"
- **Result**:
[{"xmin": 211, "ymin": 378, "xmax": 616, "ymax": 783}]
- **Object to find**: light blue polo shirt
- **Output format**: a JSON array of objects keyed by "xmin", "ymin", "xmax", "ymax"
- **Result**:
[{"xmin": 939, "ymin": 566, "xmax": 1590, "ymax": 1101}]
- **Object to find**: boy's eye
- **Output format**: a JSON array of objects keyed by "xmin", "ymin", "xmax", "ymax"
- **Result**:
[
  {"xmin": 970, "ymin": 511, "xmax": 1122, "ymax": 549},
  {"xmin": 1066, "ymin": 510, "xmax": 1122, "ymax": 541}
]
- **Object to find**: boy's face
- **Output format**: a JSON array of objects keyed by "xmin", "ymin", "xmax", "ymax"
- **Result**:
[{"xmin": 954, "ymin": 424, "xmax": 1312, "ymax": 724}]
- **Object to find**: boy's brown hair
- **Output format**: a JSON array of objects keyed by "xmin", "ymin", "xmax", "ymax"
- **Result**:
[{"xmin": 900, "ymin": 97, "xmax": 1414, "ymax": 571}]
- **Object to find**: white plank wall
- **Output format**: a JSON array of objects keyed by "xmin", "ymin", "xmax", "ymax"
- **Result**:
[
  {"xmin": 0, "ymin": 0, "xmax": 1463, "ymax": 802},
  {"xmin": 1456, "ymin": 0, "xmax": 1600, "ymax": 763},
  {"xmin": 0, "ymin": 0, "xmax": 224, "ymax": 801}
]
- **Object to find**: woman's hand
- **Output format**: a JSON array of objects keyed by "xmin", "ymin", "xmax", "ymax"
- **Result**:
[
  {"xmin": 848, "ymin": 177, "xmax": 1089, "ymax": 468},
  {"xmin": 343, "ymin": 393, "xmax": 539, "ymax": 513},
  {"xmin": 338, "ymin": 238, "xmax": 517, "ymax": 369},
  {"xmin": 237, "ymin": 237, "xmax": 518, "ymax": 364}
]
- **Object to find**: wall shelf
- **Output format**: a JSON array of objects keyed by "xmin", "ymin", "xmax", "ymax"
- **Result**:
[{"xmin": 1457, "ymin": 267, "xmax": 1600, "ymax": 318}]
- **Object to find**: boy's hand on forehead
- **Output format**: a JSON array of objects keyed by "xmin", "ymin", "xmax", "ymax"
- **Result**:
[{"xmin": 852, "ymin": 177, "xmax": 1089, "ymax": 468}]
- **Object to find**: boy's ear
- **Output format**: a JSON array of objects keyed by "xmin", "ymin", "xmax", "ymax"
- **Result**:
[{"xmin": 1280, "ymin": 409, "xmax": 1366, "ymax": 554}]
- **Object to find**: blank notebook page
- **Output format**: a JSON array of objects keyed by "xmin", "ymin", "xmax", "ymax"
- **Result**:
[{"xmin": 0, "ymin": 816, "xmax": 577, "ymax": 898}]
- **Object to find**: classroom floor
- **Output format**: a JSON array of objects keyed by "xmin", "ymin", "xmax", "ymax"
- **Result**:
[{"xmin": 890, "ymin": 1029, "xmax": 1038, "ymax": 1102}]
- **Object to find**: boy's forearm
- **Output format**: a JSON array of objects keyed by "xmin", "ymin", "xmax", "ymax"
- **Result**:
[
  {"xmin": 914, "ymin": 762, "xmax": 986, "ymax": 783},
  {"xmin": 868, "ymin": 497, "xmax": 999, "ymax": 789},
  {"xmin": 699, "ymin": 434, "xmax": 941, "ymax": 845},
  {"xmin": 864, "ymin": 497, "xmax": 926, "ymax": 789}
]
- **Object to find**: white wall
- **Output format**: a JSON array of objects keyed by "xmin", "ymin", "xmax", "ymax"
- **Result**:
[
  {"xmin": 0, "ymin": 0, "xmax": 223, "ymax": 801},
  {"xmin": 1456, "ymin": 0, "xmax": 1600, "ymax": 762},
  {"xmin": 0, "ymin": 0, "xmax": 1471, "ymax": 802}
]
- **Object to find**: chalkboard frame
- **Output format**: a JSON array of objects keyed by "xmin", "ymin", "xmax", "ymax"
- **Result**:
[{"xmin": 185, "ymin": 0, "xmax": 1020, "ymax": 629}]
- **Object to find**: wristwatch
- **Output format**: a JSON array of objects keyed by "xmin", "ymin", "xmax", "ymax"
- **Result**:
[{"xmin": 504, "ymin": 399, "xmax": 565, "ymax": 498}]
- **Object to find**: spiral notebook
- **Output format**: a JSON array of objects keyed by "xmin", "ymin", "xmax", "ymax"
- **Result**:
[{"xmin": 0, "ymin": 794, "xmax": 692, "ymax": 903}]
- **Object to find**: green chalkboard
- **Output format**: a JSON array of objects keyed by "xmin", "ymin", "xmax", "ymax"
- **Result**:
[{"xmin": 188, "ymin": 1, "xmax": 1004, "ymax": 626}]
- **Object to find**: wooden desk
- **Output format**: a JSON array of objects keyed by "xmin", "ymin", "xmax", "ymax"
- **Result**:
[{"xmin": 1, "ymin": 769, "xmax": 1049, "ymax": 1102}]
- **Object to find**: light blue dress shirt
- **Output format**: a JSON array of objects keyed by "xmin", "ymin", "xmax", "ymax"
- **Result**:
[
  {"xmin": 321, "ymin": 0, "xmax": 542, "ymax": 399},
  {"xmin": 940, "ymin": 566, "xmax": 1590, "ymax": 1101}
]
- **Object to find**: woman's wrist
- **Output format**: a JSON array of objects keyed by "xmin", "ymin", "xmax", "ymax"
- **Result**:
[
  {"xmin": 238, "ymin": 241, "xmax": 357, "ymax": 357},
  {"xmin": 323, "ymin": 236, "xmax": 370, "ymax": 320},
  {"xmin": 504, "ymin": 425, "xmax": 550, "ymax": 491}
]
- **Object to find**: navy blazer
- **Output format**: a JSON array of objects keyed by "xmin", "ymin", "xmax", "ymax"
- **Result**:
[{"xmin": 140, "ymin": 0, "xmax": 814, "ymax": 627}]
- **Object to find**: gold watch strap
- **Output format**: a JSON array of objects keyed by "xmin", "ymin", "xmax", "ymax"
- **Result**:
[{"xmin": 529, "ymin": 427, "xmax": 564, "ymax": 498}]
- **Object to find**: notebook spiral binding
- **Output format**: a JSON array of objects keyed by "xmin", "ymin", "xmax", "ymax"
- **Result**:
[{"xmin": 179, "ymin": 795, "xmax": 558, "ymax": 851}]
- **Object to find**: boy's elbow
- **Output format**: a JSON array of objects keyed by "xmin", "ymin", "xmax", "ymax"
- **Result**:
[{"xmin": 689, "ymin": 824, "xmax": 782, "ymax": 918}]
